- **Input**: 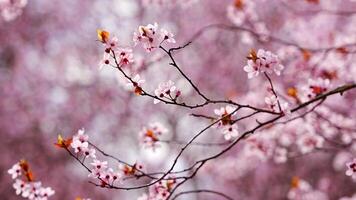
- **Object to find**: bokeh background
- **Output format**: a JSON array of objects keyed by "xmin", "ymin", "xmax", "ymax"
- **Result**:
[{"xmin": 1, "ymin": 0, "xmax": 356, "ymax": 199}]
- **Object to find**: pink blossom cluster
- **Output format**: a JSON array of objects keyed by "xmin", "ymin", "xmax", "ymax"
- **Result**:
[
  {"xmin": 243, "ymin": 49, "xmax": 284, "ymax": 79},
  {"xmin": 138, "ymin": 178, "xmax": 177, "ymax": 200},
  {"xmin": 98, "ymin": 30, "xmax": 134, "ymax": 70},
  {"xmin": 133, "ymin": 22, "xmax": 175, "ymax": 52},
  {"xmin": 214, "ymin": 105, "xmax": 239, "ymax": 141},
  {"xmin": 71, "ymin": 128, "xmax": 96, "ymax": 158},
  {"xmin": 0, "ymin": 0, "xmax": 27, "ymax": 21},
  {"xmin": 8, "ymin": 162, "xmax": 55, "ymax": 200},
  {"xmin": 154, "ymin": 80, "xmax": 181, "ymax": 104}
]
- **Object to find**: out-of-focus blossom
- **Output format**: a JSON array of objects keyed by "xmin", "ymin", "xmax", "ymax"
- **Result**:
[
  {"xmin": 297, "ymin": 132, "xmax": 324, "ymax": 154},
  {"xmin": 139, "ymin": 122, "xmax": 168, "ymax": 150},
  {"xmin": 0, "ymin": 0, "xmax": 27, "ymax": 21}
]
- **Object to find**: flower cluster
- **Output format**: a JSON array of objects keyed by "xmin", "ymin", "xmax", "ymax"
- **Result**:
[
  {"xmin": 97, "ymin": 29, "xmax": 134, "ymax": 70},
  {"xmin": 133, "ymin": 22, "xmax": 175, "ymax": 52},
  {"xmin": 154, "ymin": 80, "xmax": 181, "ymax": 104},
  {"xmin": 265, "ymin": 94, "xmax": 290, "ymax": 114},
  {"xmin": 8, "ymin": 160, "xmax": 55, "ymax": 200},
  {"xmin": 138, "ymin": 178, "xmax": 177, "ymax": 200},
  {"xmin": 139, "ymin": 122, "xmax": 168, "ymax": 150},
  {"xmin": 57, "ymin": 128, "xmax": 146, "ymax": 187},
  {"xmin": 89, "ymin": 159, "xmax": 124, "ymax": 187},
  {"xmin": 214, "ymin": 105, "xmax": 239, "ymax": 141},
  {"xmin": 127, "ymin": 74, "xmax": 145, "ymax": 95},
  {"xmin": 0, "ymin": 0, "xmax": 27, "ymax": 22},
  {"xmin": 244, "ymin": 49, "xmax": 284, "ymax": 79},
  {"xmin": 71, "ymin": 128, "xmax": 96, "ymax": 159}
]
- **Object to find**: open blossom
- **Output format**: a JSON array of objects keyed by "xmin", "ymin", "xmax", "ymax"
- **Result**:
[
  {"xmin": 214, "ymin": 105, "xmax": 239, "ymax": 140},
  {"xmin": 345, "ymin": 158, "xmax": 356, "ymax": 179},
  {"xmin": 139, "ymin": 122, "xmax": 168, "ymax": 150},
  {"xmin": 265, "ymin": 95, "xmax": 290, "ymax": 114},
  {"xmin": 71, "ymin": 128, "xmax": 90, "ymax": 153},
  {"xmin": 222, "ymin": 124, "xmax": 239, "ymax": 141},
  {"xmin": 133, "ymin": 22, "xmax": 175, "ymax": 52},
  {"xmin": 126, "ymin": 74, "xmax": 145, "ymax": 95},
  {"xmin": 116, "ymin": 48, "xmax": 134, "ymax": 65},
  {"xmin": 154, "ymin": 80, "xmax": 180, "ymax": 104},
  {"xmin": 244, "ymin": 49, "xmax": 284, "ymax": 79},
  {"xmin": 297, "ymin": 132, "xmax": 324, "ymax": 154},
  {"xmin": 91, "ymin": 159, "xmax": 108, "ymax": 172},
  {"xmin": 8, "ymin": 162, "xmax": 22, "ymax": 179},
  {"xmin": 214, "ymin": 105, "xmax": 236, "ymax": 126}
]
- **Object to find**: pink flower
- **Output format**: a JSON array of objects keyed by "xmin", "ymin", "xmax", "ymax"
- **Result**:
[
  {"xmin": 82, "ymin": 147, "xmax": 96, "ymax": 159},
  {"xmin": 346, "ymin": 158, "xmax": 356, "ymax": 179},
  {"xmin": 90, "ymin": 159, "xmax": 108, "ymax": 173},
  {"xmin": 139, "ymin": 122, "xmax": 168, "ymax": 150},
  {"xmin": 13, "ymin": 179, "xmax": 28, "ymax": 195},
  {"xmin": 154, "ymin": 80, "xmax": 179, "ymax": 104},
  {"xmin": 116, "ymin": 48, "xmax": 134, "ymax": 65},
  {"xmin": 214, "ymin": 105, "xmax": 236, "ymax": 125},
  {"xmin": 160, "ymin": 28, "xmax": 176, "ymax": 44},
  {"xmin": 222, "ymin": 124, "xmax": 239, "ymax": 141},
  {"xmin": 39, "ymin": 187, "xmax": 55, "ymax": 198},
  {"xmin": 244, "ymin": 49, "xmax": 284, "ymax": 79},
  {"xmin": 8, "ymin": 162, "xmax": 21, "ymax": 179},
  {"xmin": 126, "ymin": 74, "xmax": 145, "ymax": 95},
  {"xmin": 133, "ymin": 22, "xmax": 175, "ymax": 52},
  {"xmin": 265, "ymin": 95, "xmax": 290, "ymax": 114}
]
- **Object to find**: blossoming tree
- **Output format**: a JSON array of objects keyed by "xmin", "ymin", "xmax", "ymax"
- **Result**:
[{"xmin": 2, "ymin": 0, "xmax": 356, "ymax": 199}]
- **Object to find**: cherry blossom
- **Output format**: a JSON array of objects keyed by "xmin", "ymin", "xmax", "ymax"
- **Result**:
[
  {"xmin": 139, "ymin": 122, "xmax": 168, "ymax": 150},
  {"xmin": 8, "ymin": 162, "xmax": 21, "ymax": 179},
  {"xmin": 154, "ymin": 80, "xmax": 180, "ymax": 104},
  {"xmin": 345, "ymin": 158, "xmax": 356, "ymax": 180},
  {"xmin": 126, "ymin": 74, "xmax": 145, "ymax": 95},
  {"xmin": 8, "ymin": 160, "xmax": 55, "ymax": 200},
  {"xmin": 133, "ymin": 23, "xmax": 175, "ymax": 52},
  {"xmin": 222, "ymin": 124, "xmax": 239, "ymax": 141},
  {"xmin": 244, "ymin": 49, "xmax": 284, "ymax": 79},
  {"xmin": 116, "ymin": 48, "xmax": 134, "ymax": 65}
]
